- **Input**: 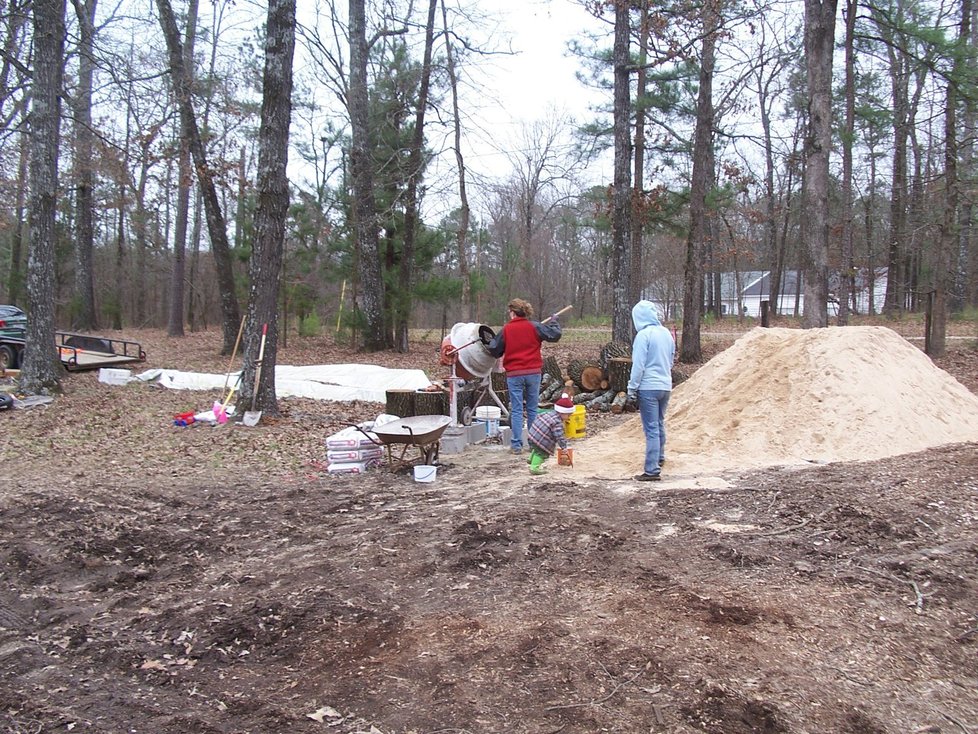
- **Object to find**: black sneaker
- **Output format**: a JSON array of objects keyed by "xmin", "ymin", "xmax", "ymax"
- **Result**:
[
  {"xmin": 658, "ymin": 458, "xmax": 665, "ymax": 467},
  {"xmin": 634, "ymin": 473, "xmax": 661, "ymax": 482}
]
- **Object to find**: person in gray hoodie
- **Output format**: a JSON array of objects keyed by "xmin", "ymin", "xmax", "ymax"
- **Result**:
[{"xmin": 626, "ymin": 300, "xmax": 675, "ymax": 481}]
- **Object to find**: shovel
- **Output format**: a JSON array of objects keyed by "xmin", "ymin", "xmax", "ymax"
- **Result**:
[{"xmin": 243, "ymin": 323, "xmax": 268, "ymax": 427}]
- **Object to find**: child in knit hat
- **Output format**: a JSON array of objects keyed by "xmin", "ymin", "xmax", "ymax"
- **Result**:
[{"xmin": 526, "ymin": 393, "xmax": 575, "ymax": 475}]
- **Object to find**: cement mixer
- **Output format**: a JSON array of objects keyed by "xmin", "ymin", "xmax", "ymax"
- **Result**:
[
  {"xmin": 439, "ymin": 322, "xmax": 508, "ymax": 426},
  {"xmin": 439, "ymin": 322, "xmax": 497, "ymax": 379}
]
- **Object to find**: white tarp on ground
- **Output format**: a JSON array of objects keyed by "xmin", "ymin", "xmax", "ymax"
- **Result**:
[{"xmin": 135, "ymin": 364, "xmax": 433, "ymax": 403}]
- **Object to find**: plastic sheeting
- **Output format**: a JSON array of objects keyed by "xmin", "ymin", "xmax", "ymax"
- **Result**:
[{"xmin": 135, "ymin": 364, "xmax": 433, "ymax": 403}]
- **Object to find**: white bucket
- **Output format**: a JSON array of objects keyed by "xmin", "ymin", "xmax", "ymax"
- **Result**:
[
  {"xmin": 475, "ymin": 405, "xmax": 501, "ymax": 437},
  {"xmin": 413, "ymin": 464, "xmax": 438, "ymax": 482}
]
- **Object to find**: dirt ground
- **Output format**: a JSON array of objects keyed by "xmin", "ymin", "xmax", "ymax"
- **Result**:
[{"xmin": 1, "ymin": 324, "xmax": 977, "ymax": 734}]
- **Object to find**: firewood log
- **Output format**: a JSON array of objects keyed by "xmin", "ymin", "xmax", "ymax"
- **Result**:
[
  {"xmin": 607, "ymin": 357, "xmax": 632, "ymax": 393},
  {"xmin": 572, "ymin": 390, "xmax": 597, "ymax": 404},
  {"xmin": 586, "ymin": 389, "xmax": 616, "ymax": 410},
  {"xmin": 566, "ymin": 359, "xmax": 586, "ymax": 388},
  {"xmin": 580, "ymin": 364, "xmax": 604, "ymax": 391},
  {"xmin": 541, "ymin": 355, "xmax": 563, "ymax": 383}
]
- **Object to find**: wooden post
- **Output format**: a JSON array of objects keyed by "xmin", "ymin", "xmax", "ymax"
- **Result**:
[{"xmin": 760, "ymin": 299, "xmax": 770, "ymax": 327}]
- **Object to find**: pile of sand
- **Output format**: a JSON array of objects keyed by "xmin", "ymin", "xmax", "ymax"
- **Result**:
[{"xmin": 575, "ymin": 326, "xmax": 978, "ymax": 479}]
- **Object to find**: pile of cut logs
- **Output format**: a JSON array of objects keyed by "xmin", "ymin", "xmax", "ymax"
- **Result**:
[{"xmin": 539, "ymin": 341, "xmax": 636, "ymax": 414}]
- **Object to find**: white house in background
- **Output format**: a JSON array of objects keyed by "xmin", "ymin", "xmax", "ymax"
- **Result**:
[
  {"xmin": 829, "ymin": 267, "xmax": 889, "ymax": 316},
  {"xmin": 717, "ymin": 268, "xmax": 889, "ymax": 318}
]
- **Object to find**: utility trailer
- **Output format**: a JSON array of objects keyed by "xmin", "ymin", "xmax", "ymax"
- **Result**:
[{"xmin": 0, "ymin": 332, "xmax": 146, "ymax": 372}]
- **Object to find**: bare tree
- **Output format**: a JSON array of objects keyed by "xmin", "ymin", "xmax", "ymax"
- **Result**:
[
  {"xmin": 799, "ymin": 0, "xmax": 837, "ymax": 328},
  {"xmin": 441, "ymin": 0, "xmax": 472, "ymax": 320},
  {"xmin": 167, "ymin": 0, "xmax": 199, "ymax": 337},
  {"xmin": 610, "ymin": 0, "xmax": 632, "ymax": 344},
  {"xmin": 21, "ymin": 0, "xmax": 66, "ymax": 395},
  {"xmin": 838, "ymin": 0, "xmax": 856, "ymax": 325},
  {"xmin": 930, "ymin": 0, "xmax": 972, "ymax": 356},
  {"xmin": 240, "ymin": 0, "xmax": 296, "ymax": 418},
  {"xmin": 348, "ymin": 0, "xmax": 386, "ymax": 351},
  {"xmin": 394, "ymin": 0, "xmax": 438, "ymax": 352},
  {"xmin": 680, "ymin": 0, "xmax": 719, "ymax": 362},
  {"xmin": 70, "ymin": 0, "xmax": 98, "ymax": 330},
  {"xmin": 156, "ymin": 0, "xmax": 241, "ymax": 353}
]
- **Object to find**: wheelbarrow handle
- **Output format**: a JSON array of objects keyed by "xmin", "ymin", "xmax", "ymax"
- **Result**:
[{"xmin": 349, "ymin": 424, "xmax": 384, "ymax": 447}]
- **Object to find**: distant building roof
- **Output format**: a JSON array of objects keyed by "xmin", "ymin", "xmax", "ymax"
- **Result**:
[{"xmin": 742, "ymin": 270, "xmax": 801, "ymax": 298}]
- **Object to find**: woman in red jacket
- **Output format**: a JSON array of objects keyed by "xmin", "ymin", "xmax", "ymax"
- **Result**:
[{"xmin": 488, "ymin": 298, "xmax": 562, "ymax": 453}]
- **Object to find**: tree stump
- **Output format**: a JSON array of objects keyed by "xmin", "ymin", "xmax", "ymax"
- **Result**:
[
  {"xmin": 386, "ymin": 389, "xmax": 416, "ymax": 418},
  {"xmin": 415, "ymin": 390, "xmax": 449, "ymax": 416},
  {"xmin": 607, "ymin": 357, "xmax": 633, "ymax": 393},
  {"xmin": 542, "ymin": 355, "xmax": 562, "ymax": 383},
  {"xmin": 599, "ymin": 341, "xmax": 631, "ymax": 370}
]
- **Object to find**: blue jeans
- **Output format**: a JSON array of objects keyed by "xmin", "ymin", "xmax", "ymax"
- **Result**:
[
  {"xmin": 507, "ymin": 373, "xmax": 541, "ymax": 449},
  {"xmin": 638, "ymin": 389, "xmax": 671, "ymax": 474}
]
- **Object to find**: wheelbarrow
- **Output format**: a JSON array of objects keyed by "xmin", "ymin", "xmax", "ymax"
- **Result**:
[{"xmin": 353, "ymin": 415, "xmax": 452, "ymax": 469}]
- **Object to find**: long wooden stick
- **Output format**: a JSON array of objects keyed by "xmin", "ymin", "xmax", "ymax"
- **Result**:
[
  {"xmin": 541, "ymin": 305, "xmax": 573, "ymax": 324},
  {"xmin": 221, "ymin": 317, "xmax": 246, "ymax": 398}
]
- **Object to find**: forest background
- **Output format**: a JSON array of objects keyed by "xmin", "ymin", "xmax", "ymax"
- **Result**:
[{"xmin": 3, "ymin": 0, "xmax": 978, "ymax": 403}]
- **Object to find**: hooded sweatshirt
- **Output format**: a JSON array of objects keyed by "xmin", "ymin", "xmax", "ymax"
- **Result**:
[{"xmin": 627, "ymin": 301, "xmax": 674, "ymax": 392}]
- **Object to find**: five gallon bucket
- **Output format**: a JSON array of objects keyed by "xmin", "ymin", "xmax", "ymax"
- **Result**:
[
  {"xmin": 566, "ymin": 404, "xmax": 586, "ymax": 439},
  {"xmin": 475, "ymin": 405, "xmax": 501, "ymax": 437},
  {"xmin": 413, "ymin": 464, "xmax": 438, "ymax": 483}
]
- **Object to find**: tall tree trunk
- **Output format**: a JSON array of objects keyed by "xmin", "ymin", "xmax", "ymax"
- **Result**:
[
  {"xmin": 800, "ymin": 0, "xmax": 837, "ymax": 329},
  {"xmin": 168, "ymin": 0, "xmax": 199, "ymax": 337},
  {"xmin": 133, "ymin": 150, "xmax": 150, "ymax": 325},
  {"xmin": 113, "ymin": 178, "xmax": 126, "ymax": 330},
  {"xmin": 680, "ymin": 0, "xmax": 718, "ymax": 362},
  {"xmin": 70, "ymin": 0, "xmax": 98, "ymax": 331},
  {"xmin": 394, "ymin": 0, "xmax": 438, "ymax": 352},
  {"xmin": 22, "ymin": 0, "xmax": 65, "ymax": 395},
  {"xmin": 7, "ymin": 123, "xmax": 28, "ymax": 305},
  {"xmin": 838, "ymin": 0, "xmax": 856, "ymax": 325},
  {"xmin": 348, "ymin": 0, "xmax": 385, "ymax": 351},
  {"xmin": 241, "ymin": 0, "xmax": 295, "ymax": 417},
  {"xmin": 629, "ymin": 1, "xmax": 649, "ymax": 306},
  {"xmin": 961, "ymin": 3, "xmax": 978, "ymax": 308},
  {"xmin": 931, "ymin": 0, "xmax": 971, "ymax": 356},
  {"xmin": 156, "ymin": 0, "xmax": 240, "ymax": 353},
  {"xmin": 877, "ymin": 5, "xmax": 912, "ymax": 317},
  {"xmin": 440, "ymin": 0, "xmax": 471, "ymax": 320},
  {"xmin": 610, "ymin": 0, "xmax": 632, "ymax": 344}
]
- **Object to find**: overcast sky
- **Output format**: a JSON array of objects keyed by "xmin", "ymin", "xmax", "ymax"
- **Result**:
[{"xmin": 460, "ymin": 0, "xmax": 609, "ymax": 177}]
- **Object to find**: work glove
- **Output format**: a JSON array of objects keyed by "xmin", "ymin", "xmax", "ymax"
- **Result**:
[{"xmin": 626, "ymin": 390, "xmax": 637, "ymax": 407}]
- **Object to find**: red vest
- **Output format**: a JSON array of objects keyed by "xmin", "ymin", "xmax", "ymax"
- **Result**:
[{"xmin": 502, "ymin": 318, "xmax": 543, "ymax": 375}]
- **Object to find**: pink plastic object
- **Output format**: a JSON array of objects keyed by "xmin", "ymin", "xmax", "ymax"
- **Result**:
[{"xmin": 213, "ymin": 401, "xmax": 228, "ymax": 424}]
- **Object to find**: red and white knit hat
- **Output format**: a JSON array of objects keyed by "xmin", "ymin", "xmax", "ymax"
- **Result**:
[{"xmin": 554, "ymin": 393, "xmax": 575, "ymax": 414}]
